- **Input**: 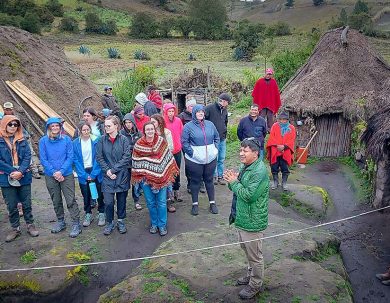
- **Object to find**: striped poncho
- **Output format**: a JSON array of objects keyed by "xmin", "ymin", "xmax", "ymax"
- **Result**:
[{"xmin": 131, "ymin": 134, "xmax": 179, "ymax": 189}]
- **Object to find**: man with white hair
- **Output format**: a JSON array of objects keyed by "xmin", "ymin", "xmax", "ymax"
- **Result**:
[{"xmin": 135, "ymin": 92, "xmax": 158, "ymax": 117}]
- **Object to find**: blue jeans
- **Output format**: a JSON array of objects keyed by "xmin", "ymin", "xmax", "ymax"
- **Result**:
[
  {"xmin": 260, "ymin": 149, "xmax": 264, "ymax": 161},
  {"xmin": 214, "ymin": 139, "xmax": 227, "ymax": 178},
  {"xmin": 142, "ymin": 184, "xmax": 167, "ymax": 228},
  {"xmin": 103, "ymin": 191, "xmax": 128, "ymax": 223}
]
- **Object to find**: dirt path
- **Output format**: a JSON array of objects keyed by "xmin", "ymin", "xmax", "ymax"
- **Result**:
[{"xmin": 301, "ymin": 160, "xmax": 390, "ymax": 303}]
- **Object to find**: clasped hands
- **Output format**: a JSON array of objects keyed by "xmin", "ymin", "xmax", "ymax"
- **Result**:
[
  {"xmin": 107, "ymin": 169, "xmax": 117, "ymax": 180},
  {"xmin": 223, "ymin": 169, "xmax": 239, "ymax": 183},
  {"xmin": 53, "ymin": 171, "xmax": 64, "ymax": 182},
  {"xmin": 9, "ymin": 171, "xmax": 23, "ymax": 181}
]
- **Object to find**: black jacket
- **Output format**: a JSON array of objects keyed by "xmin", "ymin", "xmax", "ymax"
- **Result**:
[
  {"xmin": 237, "ymin": 115, "xmax": 267, "ymax": 149},
  {"xmin": 96, "ymin": 133, "xmax": 131, "ymax": 193},
  {"xmin": 179, "ymin": 110, "xmax": 192, "ymax": 126},
  {"xmin": 101, "ymin": 94, "xmax": 122, "ymax": 118},
  {"xmin": 205, "ymin": 102, "xmax": 228, "ymax": 140}
]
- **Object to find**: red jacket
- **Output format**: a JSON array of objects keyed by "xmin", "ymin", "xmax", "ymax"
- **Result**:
[
  {"xmin": 163, "ymin": 103, "xmax": 183, "ymax": 154},
  {"xmin": 148, "ymin": 91, "xmax": 163, "ymax": 110},
  {"xmin": 266, "ymin": 122, "xmax": 296, "ymax": 166},
  {"xmin": 252, "ymin": 78, "xmax": 281, "ymax": 114},
  {"xmin": 134, "ymin": 115, "xmax": 150, "ymax": 134}
]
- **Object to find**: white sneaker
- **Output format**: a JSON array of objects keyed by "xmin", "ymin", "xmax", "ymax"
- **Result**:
[
  {"xmin": 97, "ymin": 213, "xmax": 106, "ymax": 226},
  {"xmin": 83, "ymin": 213, "xmax": 93, "ymax": 227}
]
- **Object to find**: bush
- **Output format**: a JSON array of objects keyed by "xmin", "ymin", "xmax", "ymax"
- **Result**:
[
  {"xmin": 233, "ymin": 47, "xmax": 246, "ymax": 61},
  {"xmin": 227, "ymin": 124, "xmax": 239, "ymax": 142},
  {"xmin": 45, "ymin": 0, "xmax": 64, "ymax": 17},
  {"xmin": 158, "ymin": 18, "xmax": 174, "ymax": 38},
  {"xmin": 242, "ymin": 69, "xmax": 263, "ymax": 88},
  {"xmin": 20, "ymin": 11, "xmax": 41, "ymax": 34},
  {"xmin": 60, "ymin": 16, "xmax": 79, "ymax": 32},
  {"xmin": 174, "ymin": 16, "xmax": 193, "ymax": 39},
  {"xmin": 100, "ymin": 20, "xmax": 117, "ymax": 35},
  {"xmin": 34, "ymin": 6, "xmax": 54, "ymax": 25},
  {"xmin": 114, "ymin": 65, "xmax": 156, "ymax": 113},
  {"xmin": 232, "ymin": 95, "xmax": 252, "ymax": 109},
  {"xmin": 107, "ymin": 47, "xmax": 121, "ymax": 59},
  {"xmin": 188, "ymin": 53, "xmax": 196, "ymax": 61},
  {"xmin": 129, "ymin": 12, "xmax": 158, "ymax": 39},
  {"xmin": 79, "ymin": 45, "xmax": 91, "ymax": 55},
  {"xmin": 0, "ymin": 12, "xmax": 22, "ymax": 27},
  {"xmin": 134, "ymin": 50, "xmax": 150, "ymax": 60},
  {"xmin": 267, "ymin": 21, "xmax": 291, "ymax": 36},
  {"xmin": 85, "ymin": 12, "xmax": 103, "ymax": 33},
  {"xmin": 232, "ymin": 20, "xmax": 263, "ymax": 61},
  {"xmin": 312, "ymin": 0, "xmax": 324, "ymax": 6}
]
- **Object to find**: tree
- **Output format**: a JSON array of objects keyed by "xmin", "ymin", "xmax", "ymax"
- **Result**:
[
  {"xmin": 4, "ymin": 0, "xmax": 36, "ymax": 17},
  {"xmin": 353, "ymin": 0, "xmax": 369, "ymax": 15},
  {"xmin": 85, "ymin": 12, "xmax": 103, "ymax": 33},
  {"xmin": 45, "ymin": 0, "xmax": 64, "ymax": 17},
  {"xmin": 174, "ymin": 16, "xmax": 193, "ymax": 39},
  {"xmin": 129, "ymin": 12, "xmax": 158, "ymax": 39},
  {"xmin": 285, "ymin": 0, "xmax": 294, "ymax": 8},
  {"xmin": 189, "ymin": 0, "xmax": 227, "ymax": 39},
  {"xmin": 158, "ymin": 18, "xmax": 174, "ymax": 38},
  {"xmin": 20, "ymin": 11, "xmax": 41, "ymax": 34},
  {"xmin": 312, "ymin": 0, "xmax": 324, "ymax": 6},
  {"xmin": 232, "ymin": 20, "xmax": 263, "ymax": 61},
  {"xmin": 60, "ymin": 16, "xmax": 79, "ymax": 32}
]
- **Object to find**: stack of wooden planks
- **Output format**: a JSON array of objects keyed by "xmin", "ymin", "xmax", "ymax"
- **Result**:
[{"xmin": 6, "ymin": 80, "xmax": 75, "ymax": 137}]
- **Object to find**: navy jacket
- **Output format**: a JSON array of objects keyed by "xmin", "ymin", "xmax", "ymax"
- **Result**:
[
  {"xmin": 0, "ymin": 137, "xmax": 32, "ymax": 187},
  {"xmin": 205, "ymin": 102, "xmax": 228, "ymax": 140},
  {"xmin": 144, "ymin": 101, "xmax": 158, "ymax": 117},
  {"xmin": 237, "ymin": 115, "xmax": 267, "ymax": 149},
  {"xmin": 73, "ymin": 137, "xmax": 103, "ymax": 185}
]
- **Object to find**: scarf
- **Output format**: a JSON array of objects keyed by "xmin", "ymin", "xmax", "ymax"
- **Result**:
[
  {"xmin": 279, "ymin": 122, "xmax": 291, "ymax": 137},
  {"xmin": 0, "ymin": 115, "xmax": 24, "ymax": 166},
  {"xmin": 131, "ymin": 133, "xmax": 179, "ymax": 189}
]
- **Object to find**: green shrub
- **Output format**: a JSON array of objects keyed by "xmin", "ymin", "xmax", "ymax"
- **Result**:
[
  {"xmin": 267, "ymin": 21, "xmax": 291, "ymax": 36},
  {"xmin": 20, "ymin": 11, "xmax": 41, "ymax": 34},
  {"xmin": 79, "ymin": 45, "xmax": 91, "ymax": 55},
  {"xmin": 34, "ymin": 6, "xmax": 54, "ymax": 25},
  {"xmin": 129, "ymin": 12, "xmax": 158, "ymax": 39},
  {"xmin": 227, "ymin": 124, "xmax": 239, "ymax": 142},
  {"xmin": 60, "ymin": 16, "xmax": 79, "ymax": 32},
  {"xmin": 45, "ymin": 0, "xmax": 64, "ymax": 17},
  {"xmin": 85, "ymin": 12, "xmax": 103, "ymax": 33},
  {"xmin": 134, "ymin": 50, "xmax": 150, "ymax": 60},
  {"xmin": 107, "ymin": 47, "xmax": 121, "ymax": 59},
  {"xmin": 100, "ymin": 20, "xmax": 117, "ymax": 35},
  {"xmin": 232, "ymin": 20, "xmax": 263, "ymax": 61},
  {"xmin": 242, "ymin": 69, "xmax": 263, "ymax": 88},
  {"xmin": 114, "ymin": 65, "xmax": 156, "ymax": 113},
  {"xmin": 233, "ymin": 95, "xmax": 253, "ymax": 109},
  {"xmin": 0, "ymin": 12, "xmax": 22, "ymax": 27}
]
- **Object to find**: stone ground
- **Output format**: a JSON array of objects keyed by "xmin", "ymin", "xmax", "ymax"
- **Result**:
[{"xmin": 0, "ymin": 160, "xmax": 389, "ymax": 302}]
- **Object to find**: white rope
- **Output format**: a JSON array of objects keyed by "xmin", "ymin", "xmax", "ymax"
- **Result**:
[{"xmin": 1, "ymin": 205, "xmax": 389, "ymax": 273}]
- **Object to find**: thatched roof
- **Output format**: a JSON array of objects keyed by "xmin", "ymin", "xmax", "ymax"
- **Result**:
[
  {"xmin": 361, "ymin": 106, "xmax": 390, "ymax": 162},
  {"xmin": 281, "ymin": 28, "xmax": 390, "ymax": 119}
]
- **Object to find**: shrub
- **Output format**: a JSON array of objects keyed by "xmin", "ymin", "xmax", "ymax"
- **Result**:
[
  {"xmin": 79, "ymin": 45, "xmax": 91, "ymax": 55},
  {"xmin": 188, "ymin": 53, "xmax": 196, "ymax": 61},
  {"xmin": 158, "ymin": 18, "xmax": 174, "ymax": 38},
  {"xmin": 85, "ymin": 12, "xmax": 103, "ymax": 33},
  {"xmin": 312, "ymin": 0, "xmax": 324, "ymax": 6},
  {"xmin": 60, "ymin": 16, "xmax": 79, "ymax": 32},
  {"xmin": 107, "ymin": 47, "xmax": 121, "ymax": 59},
  {"xmin": 233, "ymin": 94, "xmax": 253, "ymax": 109},
  {"xmin": 100, "ymin": 20, "xmax": 118, "ymax": 35},
  {"xmin": 242, "ymin": 69, "xmax": 263, "ymax": 88},
  {"xmin": 20, "ymin": 11, "xmax": 41, "ymax": 34},
  {"xmin": 134, "ymin": 50, "xmax": 150, "ymax": 60},
  {"xmin": 232, "ymin": 20, "xmax": 263, "ymax": 61},
  {"xmin": 267, "ymin": 21, "xmax": 291, "ymax": 36},
  {"xmin": 0, "ymin": 12, "xmax": 22, "ymax": 27},
  {"xmin": 227, "ymin": 124, "xmax": 239, "ymax": 142},
  {"xmin": 129, "ymin": 12, "xmax": 158, "ymax": 39},
  {"xmin": 34, "ymin": 6, "xmax": 54, "ymax": 25},
  {"xmin": 45, "ymin": 0, "xmax": 64, "ymax": 17},
  {"xmin": 233, "ymin": 47, "xmax": 246, "ymax": 61}
]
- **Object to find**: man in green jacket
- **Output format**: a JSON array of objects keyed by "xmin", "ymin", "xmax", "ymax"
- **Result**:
[{"xmin": 224, "ymin": 137, "xmax": 269, "ymax": 300}]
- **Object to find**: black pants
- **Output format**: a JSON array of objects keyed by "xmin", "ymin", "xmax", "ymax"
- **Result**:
[
  {"xmin": 79, "ymin": 180, "xmax": 104, "ymax": 214},
  {"xmin": 2, "ymin": 185, "xmax": 33, "ymax": 228},
  {"xmin": 185, "ymin": 158, "xmax": 217, "ymax": 203},
  {"xmin": 104, "ymin": 191, "xmax": 128, "ymax": 223},
  {"xmin": 270, "ymin": 156, "xmax": 289, "ymax": 175},
  {"xmin": 173, "ymin": 152, "xmax": 181, "ymax": 191}
]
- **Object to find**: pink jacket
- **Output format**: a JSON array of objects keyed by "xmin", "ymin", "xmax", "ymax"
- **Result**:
[{"xmin": 163, "ymin": 103, "xmax": 183, "ymax": 154}]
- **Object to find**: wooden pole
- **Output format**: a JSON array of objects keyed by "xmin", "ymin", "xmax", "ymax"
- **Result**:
[{"xmin": 297, "ymin": 131, "xmax": 318, "ymax": 164}]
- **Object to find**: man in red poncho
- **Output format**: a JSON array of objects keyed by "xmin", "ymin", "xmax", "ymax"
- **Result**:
[
  {"xmin": 266, "ymin": 111, "xmax": 296, "ymax": 191},
  {"xmin": 252, "ymin": 68, "xmax": 281, "ymax": 132}
]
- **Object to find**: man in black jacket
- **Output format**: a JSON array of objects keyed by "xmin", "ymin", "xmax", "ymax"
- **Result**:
[
  {"xmin": 205, "ymin": 93, "xmax": 230, "ymax": 185},
  {"xmin": 101, "ymin": 86, "xmax": 122, "ymax": 120}
]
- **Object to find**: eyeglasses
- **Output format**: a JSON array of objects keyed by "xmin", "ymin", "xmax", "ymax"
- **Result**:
[
  {"xmin": 104, "ymin": 125, "xmax": 113, "ymax": 128},
  {"xmin": 81, "ymin": 129, "xmax": 91, "ymax": 133},
  {"xmin": 7, "ymin": 122, "xmax": 19, "ymax": 128}
]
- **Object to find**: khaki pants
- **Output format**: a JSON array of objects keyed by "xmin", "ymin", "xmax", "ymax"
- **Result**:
[{"xmin": 238, "ymin": 229, "xmax": 264, "ymax": 289}]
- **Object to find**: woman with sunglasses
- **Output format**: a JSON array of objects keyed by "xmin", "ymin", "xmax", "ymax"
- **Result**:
[
  {"xmin": 96, "ymin": 115, "xmax": 131, "ymax": 236},
  {"xmin": 73, "ymin": 121, "xmax": 104, "ymax": 227},
  {"xmin": 132, "ymin": 122, "xmax": 179, "ymax": 236},
  {"xmin": 0, "ymin": 115, "xmax": 39, "ymax": 242}
]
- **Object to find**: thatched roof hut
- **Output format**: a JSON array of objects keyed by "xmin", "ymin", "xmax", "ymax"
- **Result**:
[{"xmin": 281, "ymin": 27, "xmax": 390, "ymax": 157}]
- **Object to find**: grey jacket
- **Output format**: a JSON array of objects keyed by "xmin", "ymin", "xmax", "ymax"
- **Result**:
[
  {"xmin": 101, "ymin": 94, "xmax": 121, "ymax": 115},
  {"xmin": 96, "ymin": 133, "xmax": 131, "ymax": 193}
]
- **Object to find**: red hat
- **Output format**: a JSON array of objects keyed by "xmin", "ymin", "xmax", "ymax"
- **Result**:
[{"xmin": 266, "ymin": 68, "xmax": 274, "ymax": 75}]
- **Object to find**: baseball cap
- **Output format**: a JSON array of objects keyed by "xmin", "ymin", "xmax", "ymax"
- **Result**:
[{"xmin": 3, "ymin": 102, "xmax": 14, "ymax": 109}]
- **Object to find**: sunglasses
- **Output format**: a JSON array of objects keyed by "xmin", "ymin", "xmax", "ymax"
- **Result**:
[
  {"xmin": 243, "ymin": 137, "xmax": 261, "ymax": 149},
  {"xmin": 7, "ymin": 122, "xmax": 20, "ymax": 128}
]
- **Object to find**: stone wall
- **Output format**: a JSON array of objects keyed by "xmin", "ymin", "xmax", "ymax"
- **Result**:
[{"xmin": 373, "ymin": 154, "xmax": 390, "ymax": 207}]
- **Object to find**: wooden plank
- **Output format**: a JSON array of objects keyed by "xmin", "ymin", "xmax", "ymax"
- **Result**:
[
  {"xmin": 11, "ymin": 80, "xmax": 75, "ymax": 137},
  {"xmin": 6, "ymin": 81, "xmax": 49, "ymax": 121}
]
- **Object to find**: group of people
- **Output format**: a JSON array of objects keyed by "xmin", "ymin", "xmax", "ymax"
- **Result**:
[{"xmin": 0, "ymin": 68, "xmax": 298, "ymax": 300}]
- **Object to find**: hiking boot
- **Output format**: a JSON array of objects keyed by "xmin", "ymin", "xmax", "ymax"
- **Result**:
[
  {"xmin": 103, "ymin": 222, "xmax": 115, "ymax": 236},
  {"xmin": 117, "ymin": 220, "xmax": 127, "ymax": 234},
  {"xmin": 376, "ymin": 268, "xmax": 390, "ymax": 281},
  {"xmin": 209, "ymin": 203, "xmax": 219, "ymax": 214},
  {"xmin": 282, "ymin": 174, "xmax": 289, "ymax": 191},
  {"xmin": 218, "ymin": 177, "xmax": 226, "ymax": 185},
  {"xmin": 174, "ymin": 190, "xmax": 183, "ymax": 202},
  {"xmin": 97, "ymin": 213, "xmax": 106, "ymax": 226},
  {"xmin": 191, "ymin": 204, "xmax": 199, "ymax": 216},
  {"xmin": 32, "ymin": 170, "xmax": 41, "ymax": 179},
  {"xmin": 69, "ymin": 222, "xmax": 82, "ymax": 238},
  {"xmin": 159, "ymin": 226, "xmax": 168, "ymax": 236},
  {"xmin": 6, "ymin": 226, "xmax": 21, "ymax": 242},
  {"xmin": 149, "ymin": 226, "xmax": 158, "ymax": 234},
  {"xmin": 271, "ymin": 174, "xmax": 279, "ymax": 190},
  {"xmin": 27, "ymin": 224, "xmax": 39, "ymax": 237},
  {"xmin": 51, "ymin": 219, "xmax": 66, "ymax": 234},
  {"xmin": 167, "ymin": 201, "xmax": 176, "ymax": 213},
  {"xmin": 213, "ymin": 177, "xmax": 219, "ymax": 185},
  {"xmin": 83, "ymin": 213, "xmax": 93, "ymax": 227},
  {"xmin": 17, "ymin": 203, "xmax": 23, "ymax": 217},
  {"xmin": 236, "ymin": 276, "xmax": 250, "ymax": 286},
  {"xmin": 238, "ymin": 284, "xmax": 261, "ymax": 300}
]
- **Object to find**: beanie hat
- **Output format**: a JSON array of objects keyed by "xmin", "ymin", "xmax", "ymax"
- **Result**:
[
  {"xmin": 134, "ymin": 105, "xmax": 144, "ymax": 115},
  {"xmin": 218, "ymin": 93, "xmax": 231, "ymax": 103},
  {"xmin": 278, "ymin": 111, "xmax": 289, "ymax": 120},
  {"xmin": 135, "ymin": 93, "xmax": 148, "ymax": 106}
]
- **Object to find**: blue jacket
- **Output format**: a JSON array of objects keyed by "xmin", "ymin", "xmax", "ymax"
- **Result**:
[
  {"xmin": 39, "ymin": 117, "xmax": 74, "ymax": 177},
  {"xmin": 237, "ymin": 115, "xmax": 267, "ymax": 149},
  {"xmin": 0, "ymin": 137, "xmax": 32, "ymax": 187},
  {"xmin": 181, "ymin": 104, "xmax": 220, "ymax": 164},
  {"xmin": 73, "ymin": 137, "xmax": 103, "ymax": 185}
]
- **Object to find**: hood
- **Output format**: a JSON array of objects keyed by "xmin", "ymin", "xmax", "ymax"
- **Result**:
[
  {"xmin": 192, "ymin": 104, "xmax": 205, "ymax": 121},
  {"xmin": 0, "ymin": 115, "xmax": 23, "ymax": 140},
  {"xmin": 122, "ymin": 113, "xmax": 138, "ymax": 132},
  {"xmin": 45, "ymin": 117, "xmax": 64, "ymax": 138},
  {"xmin": 135, "ymin": 93, "xmax": 148, "ymax": 106},
  {"xmin": 163, "ymin": 103, "xmax": 178, "ymax": 120}
]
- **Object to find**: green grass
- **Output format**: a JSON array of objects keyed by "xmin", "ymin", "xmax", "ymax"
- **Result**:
[
  {"xmin": 143, "ymin": 281, "xmax": 164, "ymax": 294},
  {"xmin": 172, "ymin": 278, "xmax": 192, "ymax": 297},
  {"xmin": 20, "ymin": 250, "xmax": 38, "ymax": 264}
]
